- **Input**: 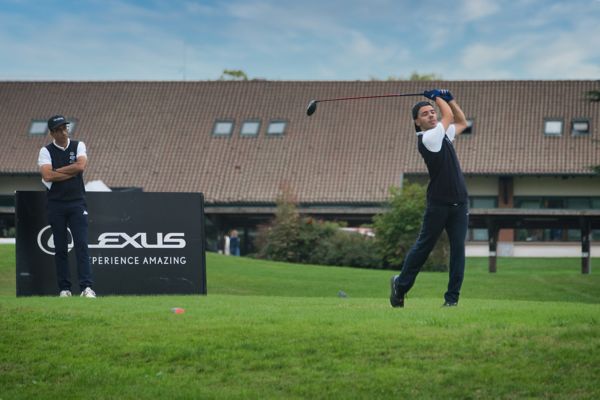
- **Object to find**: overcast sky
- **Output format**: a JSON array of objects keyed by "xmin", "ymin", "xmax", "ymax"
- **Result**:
[{"xmin": 1, "ymin": 0, "xmax": 599, "ymax": 81}]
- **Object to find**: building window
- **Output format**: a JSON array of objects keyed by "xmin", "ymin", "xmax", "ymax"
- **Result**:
[
  {"xmin": 29, "ymin": 120, "xmax": 48, "ymax": 135},
  {"xmin": 571, "ymin": 119, "xmax": 590, "ymax": 136},
  {"xmin": 240, "ymin": 120, "xmax": 260, "ymax": 137},
  {"xmin": 30, "ymin": 119, "xmax": 76, "ymax": 135},
  {"xmin": 462, "ymin": 119, "xmax": 474, "ymax": 135},
  {"xmin": 212, "ymin": 120, "xmax": 234, "ymax": 136},
  {"xmin": 565, "ymin": 197, "xmax": 592, "ymax": 209},
  {"xmin": 471, "ymin": 197, "xmax": 497, "ymax": 208},
  {"xmin": 468, "ymin": 197, "xmax": 497, "ymax": 241},
  {"xmin": 514, "ymin": 196, "xmax": 600, "ymax": 242},
  {"xmin": 544, "ymin": 119, "xmax": 563, "ymax": 136},
  {"xmin": 267, "ymin": 120, "xmax": 287, "ymax": 136}
]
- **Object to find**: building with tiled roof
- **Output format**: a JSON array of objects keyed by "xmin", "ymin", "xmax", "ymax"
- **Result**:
[{"xmin": 1, "ymin": 80, "xmax": 599, "ymax": 253}]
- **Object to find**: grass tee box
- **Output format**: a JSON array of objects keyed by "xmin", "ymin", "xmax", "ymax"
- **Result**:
[
  {"xmin": 15, "ymin": 191, "xmax": 206, "ymax": 296},
  {"xmin": 0, "ymin": 249, "xmax": 599, "ymax": 399}
]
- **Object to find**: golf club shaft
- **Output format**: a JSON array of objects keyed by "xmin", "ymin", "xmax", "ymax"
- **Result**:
[{"xmin": 316, "ymin": 92, "xmax": 423, "ymax": 103}]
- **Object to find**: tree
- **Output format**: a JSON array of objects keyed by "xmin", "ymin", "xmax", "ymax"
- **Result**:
[
  {"xmin": 254, "ymin": 185, "xmax": 382, "ymax": 268},
  {"xmin": 219, "ymin": 69, "xmax": 249, "ymax": 81},
  {"xmin": 408, "ymin": 71, "xmax": 442, "ymax": 81},
  {"xmin": 369, "ymin": 71, "xmax": 442, "ymax": 81},
  {"xmin": 373, "ymin": 183, "xmax": 448, "ymax": 271},
  {"xmin": 586, "ymin": 90, "xmax": 600, "ymax": 102},
  {"xmin": 255, "ymin": 186, "xmax": 300, "ymax": 262}
]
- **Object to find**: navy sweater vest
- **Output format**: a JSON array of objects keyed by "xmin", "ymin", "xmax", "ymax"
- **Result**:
[
  {"xmin": 417, "ymin": 134, "xmax": 468, "ymax": 204},
  {"xmin": 46, "ymin": 141, "xmax": 86, "ymax": 202}
]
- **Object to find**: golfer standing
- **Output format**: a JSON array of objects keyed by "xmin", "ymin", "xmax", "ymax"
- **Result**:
[
  {"xmin": 390, "ymin": 90, "xmax": 468, "ymax": 307},
  {"xmin": 38, "ymin": 115, "xmax": 95, "ymax": 298}
]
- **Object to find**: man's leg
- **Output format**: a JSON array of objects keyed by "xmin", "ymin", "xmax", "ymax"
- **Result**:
[
  {"xmin": 68, "ymin": 201, "xmax": 93, "ymax": 291},
  {"xmin": 396, "ymin": 204, "xmax": 447, "ymax": 295},
  {"xmin": 48, "ymin": 202, "xmax": 71, "ymax": 291},
  {"xmin": 444, "ymin": 203, "xmax": 469, "ymax": 304}
]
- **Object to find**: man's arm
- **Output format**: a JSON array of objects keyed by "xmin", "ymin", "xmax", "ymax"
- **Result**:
[
  {"xmin": 55, "ymin": 156, "xmax": 87, "ymax": 176},
  {"xmin": 435, "ymin": 96, "xmax": 454, "ymax": 131},
  {"xmin": 38, "ymin": 145, "xmax": 87, "ymax": 182},
  {"xmin": 439, "ymin": 90, "xmax": 468, "ymax": 135},
  {"xmin": 448, "ymin": 100, "xmax": 468, "ymax": 136},
  {"xmin": 40, "ymin": 164, "xmax": 76, "ymax": 182},
  {"xmin": 38, "ymin": 146, "xmax": 73, "ymax": 183},
  {"xmin": 41, "ymin": 141, "xmax": 88, "ymax": 180}
]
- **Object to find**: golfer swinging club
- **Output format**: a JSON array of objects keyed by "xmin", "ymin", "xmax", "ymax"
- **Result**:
[{"xmin": 390, "ymin": 89, "xmax": 469, "ymax": 308}]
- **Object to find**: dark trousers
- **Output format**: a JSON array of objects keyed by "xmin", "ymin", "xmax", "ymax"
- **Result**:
[
  {"xmin": 397, "ymin": 201, "xmax": 469, "ymax": 303},
  {"xmin": 47, "ymin": 199, "xmax": 93, "ymax": 291}
]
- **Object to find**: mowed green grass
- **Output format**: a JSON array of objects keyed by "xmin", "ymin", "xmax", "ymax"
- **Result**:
[{"xmin": 0, "ymin": 244, "xmax": 599, "ymax": 399}]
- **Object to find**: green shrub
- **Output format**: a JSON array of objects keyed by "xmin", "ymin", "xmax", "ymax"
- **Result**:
[
  {"xmin": 256, "ymin": 183, "xmax": 449, "ymax": 271},
  {"xmin": 297, "ymin": 218, "xmax": 340, "ymax": 263},
  {"xmin": 254, "ymin": 191, "xmax": 382, "ymax": 268},
  {"xmin": 255, "ymin": 190, "xmax": 301, "ymax": 262},
  {"xmin": 373, "ymin": 183, "xmax": 448, "ymax": 271},
  {"xmin": 310, "ymin": 229, "xmax": 381, "ymax": 268}
]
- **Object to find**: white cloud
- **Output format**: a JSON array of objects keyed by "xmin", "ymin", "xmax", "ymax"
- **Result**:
[
  {"xmin": 461, "ymin": 43, "xmax": 519, "ymax": 68},
  {"xmin": 182, "ymin": 1, "xmax": 219, "ymax": 16},
  {"xmin": 453, "ymin": 44, "xmax": 518, "ymax": 79},
  {"xmin": 327, "ymin": 31, "xmax": 411, "ymax": 79},
  {"xmin": 522, "ymin": 23, "xmax": 600, "ymax": 79},
  {"xmin": 461, "ymin": 0, "xmax": 501, "ymax": 21},
  {"xmin": 0, "ymin": 0, "xmax": 599, "ymax": 80},
  {"xmin": 0, "ymin": 2, "xmax": 221, "ymax": 80},
  {"xmin": 346, "ymin": 32, "xmax": 384, "ymax": 59},
  {"xmin": 450, "ymin": 1, "xmax": 600, "ymax": 80},
  {"xmin": 426, "ymin": 26, "xmax": 454, "ymax": 51}
]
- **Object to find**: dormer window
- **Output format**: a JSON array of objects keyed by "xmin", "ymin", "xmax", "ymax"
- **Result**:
[
  {"xmin": 212, "ymin": 120, "xmax": 234, "ymax": 136},
  {"xmin": 544, "ymin": 119, "xmax": 563, "ymax": 136},
  {"xmin": 29, "ymin": 120, "xmax": 48, "ymax": 135},
  {"xmin": 241, "ymin": 120, "xmax": 260, "ymax": 137},
  {"xmin": 571, "ymin": 119, "xmax": 590, "ymax": 136},
  {"xmin": 267, "ymin": 120, "xmax": 287, "ymax": 136},
  {"xmin": 29, "ymin": 119, "xmax": 76, "ymax": 135}
]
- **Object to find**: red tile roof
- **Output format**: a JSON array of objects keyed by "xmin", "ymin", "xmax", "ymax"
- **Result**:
[{"xmin": 1, "ymin": 81, "xmax": 598, "ymax": 203}]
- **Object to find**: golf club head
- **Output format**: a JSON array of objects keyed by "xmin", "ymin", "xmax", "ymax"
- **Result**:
[{"xmin": 306, "ymin": 100, "xmax": 318, "ymax": 116}]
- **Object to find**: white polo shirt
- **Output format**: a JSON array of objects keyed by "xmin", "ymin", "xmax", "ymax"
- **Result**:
[
  {"xmin": 38, "ymin": 139, "xmax": 87, "ymax": 189},
  {"xmin": 418, "ymin": 123, "xmax": 456, "ymax": 153}
]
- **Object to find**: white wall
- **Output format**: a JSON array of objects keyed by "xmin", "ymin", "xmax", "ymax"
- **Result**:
[
  {"xmin": 465, "ymin": 176, "xmax": 498, "ymax": 196},
  {"xmin": 411, "ymin": 175, "xmax": 500, "ymax": 196},
  {"xmin": 0, "ymin": 175, "xmax": 43, "ymax": 195},
  {"xmin": 467, "ymin": 242, "xmax": 600, "ymax": 258},
  {"xmin": 514, "ymin": 176, "xmax": 600, "ymax": 196},
  {"xmin": 465, "ymin": 176, "xmax": 600, "ymax": 198}
]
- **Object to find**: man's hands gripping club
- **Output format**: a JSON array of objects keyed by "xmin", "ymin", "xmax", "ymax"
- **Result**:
[
  {"xmin": 423, "ymin": 88, "xmax": 468, "ymax": 135},
  {"xmin": 424, "ymin": 89, "xmax": 453, "ymax": 102}
]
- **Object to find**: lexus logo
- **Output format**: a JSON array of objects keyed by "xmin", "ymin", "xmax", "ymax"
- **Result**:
[
  {"xmin": 88, "ymin": 232, "xmax": 186, "ymax": 248},
  {"xmin": 36, "ymin": 226, "xmax": 187, "ymax": 254},
  {"xmin": 37, "ymin": 225, "xmax": 74, "ymax": 255}
]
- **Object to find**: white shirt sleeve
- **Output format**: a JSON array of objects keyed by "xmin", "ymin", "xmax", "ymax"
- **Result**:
[
  {"xmin": 38, "ymin": 147, "xmax": 52, "ymax": 190},
  {"xmin": 421, "ymin": 123, "xmax": 457, "ymax": 152},
  {"xmin": 38, "ymin": 142, "xmax": 87, "ymax": 190},
  {"xmin": 77, "ymin": 141, "xmax": 87, "ymax": 158},
  {"xmin": 446, "ymin": 124, "xmax": 456, "ymax": 142},
  {"xmin": 421, "ymin": 123, "xmax": 445, "ymax": 152},
  {"xmin": 38, "ymin": 147, "xmax": 52, "ymax": 167}
]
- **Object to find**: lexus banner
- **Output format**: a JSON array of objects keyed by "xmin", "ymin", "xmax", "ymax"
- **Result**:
[{"xmin": 16, "ymin": 191, "xmax": 206, "ymax": 296}]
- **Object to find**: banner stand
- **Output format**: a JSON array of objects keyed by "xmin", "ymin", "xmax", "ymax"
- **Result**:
[{"xmin": 16, "ymin": 191, "xmax": 206, "ymax": 296}]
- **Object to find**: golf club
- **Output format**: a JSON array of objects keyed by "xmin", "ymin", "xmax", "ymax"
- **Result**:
[{"xmin": 306, "ymin": 92, "xmax": 424, "ymax": 116}]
